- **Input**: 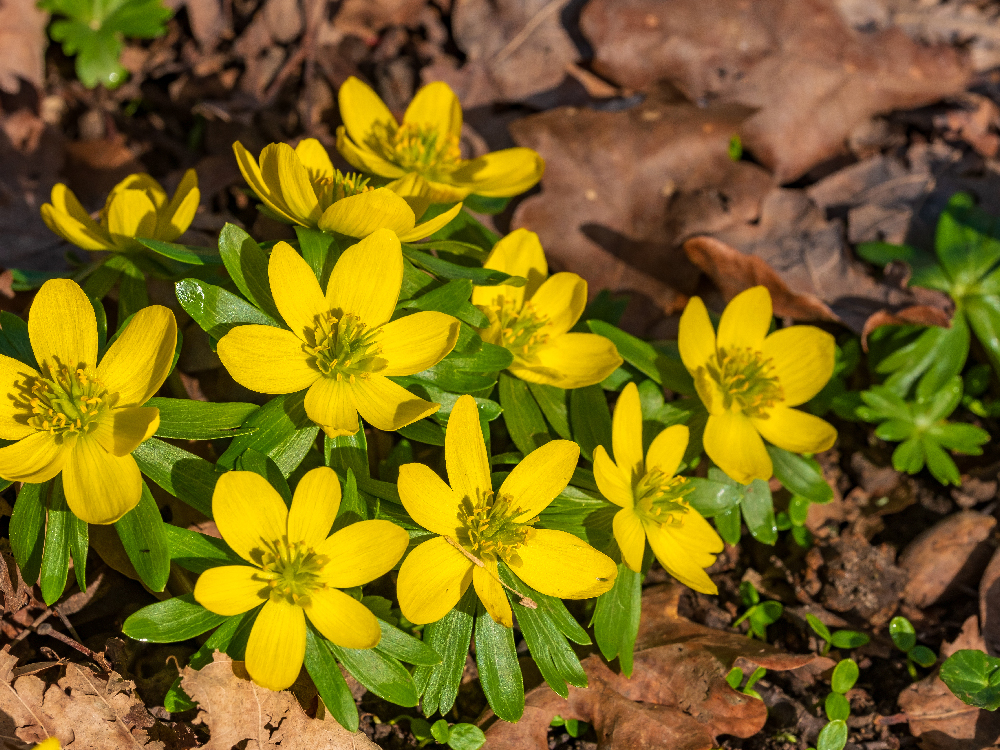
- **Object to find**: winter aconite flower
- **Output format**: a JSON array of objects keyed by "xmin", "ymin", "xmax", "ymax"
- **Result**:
[
  {"xmin": 41, "ymin": 171, "xmax": 199, "ymax": 252},
  {"xmin": 471, "ymin": 229, "xmax": 622, "ymax": 389},
  {"xmin": 233, "ymin": 138, "xmax": 461, "ymax": 240},
  {"xmin": 0, "ymin": 279, "xmax": 176, "ymax": 524},
  {"xmin": 194, "ymin": 468, "xmax": 408, "ymax": 691},
  {"xmin": 33, "ymin": 739, "xmax": 60, "ymax": 750},
  {"xmin": 593, "ymin": 382, "xmax": 723, "ymax": 593},
  {"xmin": 336, "ymin": 77, "xmax": 544, "ymax": 203},
  {"xmin": 678, "ymin": 285, "xmax": 837, "ymax": 484},
  {"xmin": 396, "ymin": 395, "xmax": 617, "ymax": 627},
  {"xmin": 218, "ymin": 230, "xmax": 460, "ymax": 437}
]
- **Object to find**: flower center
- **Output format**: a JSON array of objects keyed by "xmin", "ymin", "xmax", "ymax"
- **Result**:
[
  {"xmin": 302, "ymin": 311, "xmax": 386, "ymax": 381},
  {"xmin": 15, "ymin": 362, "xmax": 110, "ymax": 437},
  {"xmin": 492, "ymin": 300, "xmax": 550, "ymax": 361},
  {"xmin": 313, "ymin": 170, "xmax": 373, "ymax": 212},
  {"xmin": 457, "ymin": 488, "xmax": 536, "ymax": 562},
  {"xmin": 633, "ymin": 469, "xmax": 695, "ymax": 526},
  {"xmin": 701, "ymin": 346, "xmax": 783, "ymax": 418},
  {"xmin": 370, "ymin": 122, "xmax": 462, "ymax": 179},
  {"xmin": 259, "ymin": 537, "xmax": 330, "ymax": 607}
]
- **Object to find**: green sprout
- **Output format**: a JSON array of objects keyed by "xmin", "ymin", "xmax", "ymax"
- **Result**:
[
  {"xmin": 889, "ymin": 616, "xmax": 937, "ymax": 680},
  {"xmin": 733, "ymin": 581, "xmax": 784, "ymax": 641},
  {"xmin": 807, "ymin": 658, "xmax": 858, "ymax": 750},
  {"xmin": 401, "ymin": 718, "xmax": 486, "ymax": 750},
  {"xmin": 726, "ymin": 665, "xmax": 767, "ymax": 699},
  {"xmin": 550, "ymin": 716, "xmax": 590, "ymax": 739},
  {"xmin": 805, "ymin": 614, "xmax": 869, "ymax": 656}
]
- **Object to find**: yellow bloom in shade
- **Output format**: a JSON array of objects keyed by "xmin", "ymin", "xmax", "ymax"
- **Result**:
[
  {"xmin": 336, "ymin": 77, "xmax": 545, "ymax": 203},
  {"xmin": 0, "ymin": 279, "xmax": 176, "ymax": 524},
  {"xmin": 194, "ymin": 468, "xmax": 409, "ymax": 691},
  {"xmin": 41, "ymin": 170, "xmax": 199, "ymax": 252},
  {"xmin": 593, "ymin": 382, "xmax": 723, "ymax": 594},
  {"xmin": 233, "ymin": 138, "xmax": 461, "ymax": 240},
  {"xmin": 678, "ymin": 285, "xmax": 837, "ymax": 484},
  {"xmin": 218, "ymin": 230, "xmax": 460, "ymax": 437},
  {"xmin": 471, "ymin": 229, "xmax": 622, "ymax": 389},
  {"xmin": 396, "ymin": 395, "xmax": 617, "ymax": 627}
]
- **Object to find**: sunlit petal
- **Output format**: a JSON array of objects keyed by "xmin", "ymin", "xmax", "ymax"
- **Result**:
[
  {"xmin": 445, "ymin": 395, "xmax": 490, "ymax": 503},
  {"xmin": 305, "ymin": 587, "xmax": 381, "ymax": 649},
  {"xmin": 644, "ymin": 521, "xmax": 718, "ymax": 594},
  {"xmin": 351, "ymin": 375, "xmax": 439, "ymax": 432},
  {"xmin": 450, "ymin": 148, "xmax": 545, "ymax": 198},
  {"xmin": 233, "ymin": 141, "xmax": 298, "ymax": 223},
  {"xmin": 378, "ymin": 312, "xmax": 460, "ymax": 377},
  {"xmin": 716, "ymin": 286, "xmax": 772, "ymax": 352},
  {"xmin": 0, "ymin": 355, "xmax": 38, "ymax": 440},
  {"xmin": 645, "ymin": 424, "xmax": 689, "ymax": 478},
  {"xmin": 268, "ymin": 241, "xmax": 327, "ymax": 339},
  {"xmin": 260, "ymin": 143, "xmax": 319, "ymax": 225},
  {"xmin": 703, "ymin": 410, "xmax": 772, "ymax": 484},
  {"xmin": 97, "ymin": 305, "xmax": 177, "ymax": 407},
  {"xmin": 762, "ymin": 326, "xmax": 836, "ymax": 407},
  {"xmin": 0, "ymin": 431, "xmax": 72, "ymax": 485},
  {"xmin": 304, "ymin": 376, "xmax": 360, "ymax": 436},
  {"xmin": 325, "ymin": 229, "xmax": 403, "ymax": 327},
  {"xmin": 91, "ymin": 406, "xmax": 159, "ymax": 457},
  {"xmin": 317, "ymin": 188, "xmax": 415, "ymax": 237},
  {"xmin": 509, "ymin": 528, "xmax": 617, "ymax": 599},
  {"xmin": 397, "ymin": 202, "xmax": 463, "ymax": 243},
  {"xmin": 245, "ymin": 599, "xmax": 306, "ymax": 691},
  {"xmin": 294, "ymin": 138, "xmax": 335, "ymax": 183},
  {"xmin": 217, "ymin": 325, "xmax": 318, "ymax": 394},
  {"xmin": 613, "ymin": 508, "xmax": 646, "ymax": 572},
  {"xmin": 397, "ymin": 536, "xmax": 474, "ymax": 625},
  {"xmin": 107, "ymin": 190, "xmax": 158, "ymax": 243},
  {"xmin": 515, "ymin": 333, "xmax": 622, "ymax": 390},
  {"xmin": 474, "ymin": 558, "xmax": 512, "ymax": 628},
  {"xmin": 161, "ymin": 169, "xmax": 199, "ymax": 241},
  {"xmin": 316, "ymin": 520, "xmax": 409, "ymax": 587},
  {"xmin": 592, "ymin": 445, "xmax": 633, "ymax": 508},
  {"xmin": 337, "ymin": 76, "xmax": 398, "ymax": 149},
  {"xmin": 212, "ymin": 470, "xmax": 289, "ymax": 564},
  {"xmin": 472, "ymin": 228, "xmax": 548, "ymax": 310},
  {"xmin": 403, "ymin": 80, "xmax": 462, "ymax": 140},
  {"xmin": 753, "ymin": 407, "xmax": 837, "ymax": 455},
  {"xmin": 397, "ymin": 462, "xmax": 462, "ymax": 537},
  {"xmin": 500, "ymin": 439, "xmax": 578, "ymax": 521},
  {"xmin": 530, "ymin": 273, "xmax": 587, "ymax": 337},
  {"xmin": 29, "ymin": 279, "xmax": 98, "ymax": 372},
  {"xmin": 677, "ymin": 296, "xmax": 717, "ymax": 374},
  {"xmin": 62, "ymin": 437, "xmax": 141, "ymax": 525},
  {"xmin": 612, "ymin": 382, "xmax": 644, "ymax": 483},
  {"xmin": 287, "ymin": 466, "xmax": 342, "ymax": 548},
  {"xmin": 335, "ymin": 126, "xmax": 408, "ymax": 179},
  {"xmin": 194, "ymin": 565, "xmax": 269, "ymax": 616}
]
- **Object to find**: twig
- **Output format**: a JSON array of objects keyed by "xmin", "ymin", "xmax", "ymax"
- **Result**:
[{"xmin": 443, "ymin": 537, "xmax": 537, "ymax": 609}]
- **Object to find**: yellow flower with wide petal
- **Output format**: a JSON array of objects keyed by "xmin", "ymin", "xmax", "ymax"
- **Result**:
[
  {"xmin": 0, "ymin": 279, "xmax": 176, "ymax": 524},
  {"xmin": 470, "ymin": 229, "xmax": 622, "ymax": 389},
  {"xmin": 396, "ymin": 395, "xmax": 617, "ymax": 627},
  {"xmin": 678, "ymin": 285, "xmax": 837, "ymax": 484},
  {"xmin": 336, "ymin": 77, "xmax": 545, "ymax": 203},
  {"xmin": 41, "ymin": 170, "xmax": 199, "ymax": 253},
  {"xmin": 33, "ymin": 739, "xmax": 61, "ymax": 750},
  {"xmin": 593, "ymin": 382, "xmax": 723, "ymax": 594},
  {"xmin": 233, "ymin": 138, "xmax": 461, "ymax": 241},
  {"xmin": 218, "ymin": 230, "xmax": 460, "ymax": 437},
  {"xmin": 194, "ymin": 468, "xmax": 408, "ymax": 691}
]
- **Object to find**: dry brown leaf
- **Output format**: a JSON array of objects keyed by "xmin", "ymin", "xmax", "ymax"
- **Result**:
[
  {"xmin": 482, "ymin": 585, "xmax": 818, "ymax": 750},
  {"xmin": 860, "ymin": 306, "xmax": 953, "ymax": 351},
  {"xmin": 180, "ymin": 651, "xmax": 379, "ymax": 750},
  {"xmin": 980, "ymin": 546, "xmax": 1000, "ymax": 656},
  {"xmin": 580, "ymin": 0, "xmax": 970, "ymax": 183},
  {"xmin": 0, "ymin": 0, "xmax": 47, "ymax": 95}
]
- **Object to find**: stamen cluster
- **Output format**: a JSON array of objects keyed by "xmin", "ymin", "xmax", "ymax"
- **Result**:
[
  {"xmin": 370, "ymin": 122, "xmax": 462, "ymax": 178},
  {"xmin": 633, "ymin": 469, "xmax": 695, "ymax": 526},
  {"xmin": 314, "ymin": 170, "xmax": 372, "ymax": 211},
  {"xmin": 18, "ymin": 363, "xmax": 109, "ymax": 437},
  {"xmin": 303, "ymin": 311, "xmax": 385, "ymax": 381},
  {"xmin": 705, "ymin": 346, "xmax": 783, "ymax": 418},
  {"xmin": 457, "ymin": 489, "xmax": 536, "ymax": 561},
  {"xmin": 494, "ymin": 300, "xmax": 550, "ymax": 360},
  {"xmin": 259, "ymin": 536, "xmax": 330, "ymax": 607}
]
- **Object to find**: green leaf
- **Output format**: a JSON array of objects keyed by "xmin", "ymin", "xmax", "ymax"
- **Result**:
[
  {"xmin": 923, "ymin": 438, "xmax": 961, "ymax": 486},
  {"xmin": 132, "ymin": 438, "xmax": 224, "ymax": 517},
  {"xmin": 398, "ymin": 278, "xmax": 487, "ymax": 328},
  {"xmin": 936, "ymin": 192, "xmax": 1000, "ymax": 285},
  {"xmin": 741, "ymin": 478, "xmax": 777, "ymax": 545},
  {"xmin": 10, "ymin": 483, "xmax": 46, "ymax": 586},
  {"xmin": 941, "ymin": 650, "xmax": 1000, "ymax": 710},
  {"xmin": 447, "ymin": 723, "xmax": 487, "ymax": 750},
  {"xmin": 685, "ymin": 477, "xmax": 741, "ymax": 517},
  {"xmin": 909, "ymin": 645, "xmax": 937, "ymax": 668},
  {"xmin": 806, "ymin": 614, "xmax": 832, "ymax": 642},
  {"xmin": 767, "ymin": 446, "xmax": 833, "ymax": 504},
  {"xmin": 403, "ymin": 246, "xmax": 524, "ymax": 286},
  {"xmin": 424, "ymin": 206, "xmax": 499, "ymax": 250},
  {"xmin": 329, "ymin": 641, "xmax": 419, "ymax": 707},
  {"xmin": 714, "ymin": 505, "xmax": 742, "ymax": 546},
  {"xmin": 114, "ymin": 481, "xmax": 170, "ymax": 591},
  {"xmin": 475, "ymin": 600, "xmax": 524, "ymax": 722},
  {"xmin": 528, "ymin": 383, "xmax": 571, "ymax": 439},
  {"xmin": 165, "ymin": 525, "xmax": 243, "ymax": 574},
  {"xmin": 965, "ymin": 294, "xmax": 1000, "ymax": 376},
  {"xmin": 148, "ymin": 398, "xmax": 258, "ymax": 440},
  {"xmin": 333, "ymin": 469, "xmax": 368, "ymax": 532},
  {"xmin": 726, "ymin": 667, "xmax": 743, "ymax": 690},
  {"xmin": 431, "ymin": 719, "xmax": 451, "ymax": 744},
  {"xmin": 220, "ymin": 392, "xmax": 318, "ymax": 477},
  {"xmin": 375, "ymin": 619, "xmax": 440, "ymax": 666},
  {"xmin": 462, "ymin": 194, "xmax": 511, "ymax": 215},
  {"xmin": 123, "ymin": 593, "xmax": 230, "ymax": 643},
  {"xmin": 570, "ymin": 383, "xmax": 613, "ymax": 462},
  {"xmin": 586, "ymin": 321, "xmax": 695, "ymax": 394},
  {"xmin": 137, "ymin": 238, "xmax": 221, "ymax": 266},
  {"xmin": 40, "ymin": 479, "xmax": 72, "ymax": 605},
  {"xmin": 829, "ymin": 630, "xmax": 870, "ymax": 649},
  {"xmin": 414, "ymin": 587, "xmax": 476, "ymax": 717},
  {"xmin": 593, "ymin": 563, "xmax": 641, "ymax": 676},
  {"xmin": 295, "ymin": 226, "xmax": 337, "ymax": 287},
  {"xmin": 175, "ymin": 278, "xmax": 281, "ymax": 343},
  {"xmin": 889, "ymin": 616, "xmax": 916, "ymax": 651},
  {"xmin": 218, "ymin": 223, "xmax": 282, "ymax": 320},
  {"xmin": 816, "ymin": 720, "xmax": 848, "ymax": 750},
  {"xmin": 831, "ymin": 659, "xmax": 859, "ymax": 693},
  {"xmin": 825, "ymin": 692, "xmax": 850, "ymax": 722},
  {"xmin": 304, "ymin": 626, "xmax": 359, "ymax": 731},
  {"xmin": 0, "ymin": 311, "xmax": 39, "ymax": 370},
  {"xmin": 499, "ymin": 373, "xmax": 551, "ymax": 456},
  {"xmin": 891, "ymin": 437, "xmax": 925, "ymax": 475},
  {"xmin": 325, "ymin": 430, "xmax": 370, "ymax": 479}
]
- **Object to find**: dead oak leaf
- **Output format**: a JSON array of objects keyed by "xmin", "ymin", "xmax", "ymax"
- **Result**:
[
  {"xmin": 0, "ymin": 0, "xmax": 46, "ymax": 94},
  {"xmin": 482, "ymin": 585, "xmax": 817, "ymax": 750}
]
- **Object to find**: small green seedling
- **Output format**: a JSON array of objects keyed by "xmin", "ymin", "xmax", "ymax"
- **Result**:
[
  {"xmin": 39, "ymin": 0, "xmax": 172, "ymax": 88},
  {"xmin": 403, "ymin": 718, "xmax": 486, "ymax": 750},
  {"xmin": 733, "ymin": 581, "xmax": 784, "ymax": 641},
  {"xmin": 550, "ymin": 716, "xmax": 590, "ymax": 739},
  {"xmin": 940, "ymin": 650, "xmax": 1000, "ymax": 710},
  {"xmin": 806, "ymin": 614, "xmax": 869, "ymax": 655},
  {"xmin": 807, "ymin": 658, "xmax": 858, "ymax": 750},
  {"xmin": 726, "ymin": 666, "xmax": 767, "ymax": 699},
  {"xmin": 776, "ymin": 495, "xmax": 813, "ymax": 547},
  {"xmin": 889, "ymin": 616, "xmax": 937, "ymax": 679}
]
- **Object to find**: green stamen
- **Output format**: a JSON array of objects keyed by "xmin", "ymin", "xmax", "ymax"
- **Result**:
[
  {"xmin": 17, "ymin": 362, "xmax": 110, "ymax": 437},
  {"xmin": 493, "ymin": 300, "xmax": 549, "ymax": 361},
  {"xmin": 457, "ymin": 488, "xmax": 536, "ymax": 562},
  {"xmin": 703, "ymin": 346, "xmax": 783, "ymax": 418},
  {"xmin": 259, "ymin": 536, "xmax": 330, "ymax": 607},
  {"xmin": 314, "ymin": 170, "xmax": 372, "ymax": 211},
  {"xmin": 303, "ymin": 311, "xmax": 385, "ymax": 382},
  {"xmin": 369, "ymin": 122, "xmax": 462, "ymax": 180},
  {"xmin": 633, "ymin": 469, "xmax": 695, "ymax": 526}
]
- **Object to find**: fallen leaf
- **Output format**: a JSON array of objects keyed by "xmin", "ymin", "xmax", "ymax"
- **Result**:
[
  {"xmin": 979, "ymin": 546, "xmax": 1000, "ymax": 657},
  {"xmin": 0, "ymin": 0, "xmax": 47, "ymax": 95}
]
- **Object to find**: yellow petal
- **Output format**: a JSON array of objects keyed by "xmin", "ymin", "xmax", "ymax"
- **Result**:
[
  {"xmin": 50, "ymin": 183, "xmax": 103, "ymax": 232},
  {"xmin": 612, "ymin": 382, "xmax": 644, "ymax": 483},
  {"xmin": 315, "ymin": 519, "xmax": 409, "ymax": 587},
  {"xmin": 161, "ymin": 168, "xmax": 199, "ymax": 241},
  {"xmin": 29, "ymin": 279, "xmax": 98, "ymax": 371},
  {"xmin": 516, "ymin": 332, "xmax": 622, "ymax": 390},
  {"xmin": 337, "ymin": 76, "xmax": 398, "ymax": 151},
  {"xmin": 0, "ymin": 431, "xmax": 72, "ymax": 484},
  {"xmin": 305, "ymin": 587, "xmax": 381, "ymax": 649},
  {"xmin": 592, "ymin": 445, "xmax": 632, "ymax": 508},
  {"xmin": 0, "ymin": 355, "xmax": 39, "ymax": 440},
  {"xmin": 111, "ymin": 173, "xmax": 166, "ymax": 207},
  {"xmin": 402, "ymin": 80, "xmax": 462, "ymax": 140},
  {"xmin": 317, "ymin": 188, "xmax": 415, "ymax": 237},
  {"xmin": 420, "ymin": 178, "xmax": 471, "ymax": 203},
  {"xmin": 91, "ymin": 406, "xmax": 159, "ymax": 457},
  {"xmin": 294, "ymin": 138, "xmax": 335, "ymax": 183},
  {"xmin": 352, "ymin": 374, "xmax": 439, "ymax": 432},
  {"xmin": 445, "ymin": 394, "xmax": 490, "ymax": 503},
  {"xmin": 304, "ymin": 376, "xmax": 359, "ymax": 436},
  {"xmin": 42, "ymin": 184, "xmax": 112, "ymax": 250},
  {"xmin": 645, "ymin": 424, "xmax": 689, "ymax": 478},
  {"xmin": 677, "ymin": 296, "xmax": 717, "ymax": 374},
  {"xmin": 509, "ymin": 528, "xmax": 616, "ymax": 599},
  {"xmin": 378, "ymin": 311, "xmax": 460, "ymax": 376},
  {"xmin": 287, "ymin": 466, "xmax": 342, "ymax": 548},
  {"xmin": 213, "ymin": 471, "xmax": 289, "ymax": 564},
  {"xmin": 233, "ymin": 141, "xmax": 298, "ymax": 223},
  {"xmin": 675, "ymin": 507, "xmax": 725, "ymax": 554},
  {"xmin": 529, "ymin": 272, "xmax": 587, "ymax": 338},
  {"xmin": 260, "ymin": 143, "xmax": 320, "ymax": 225},
  {"xmin": 335, "ymin": 126, "xmax": 408, "ymax": 179},
  {"xmin": 386, "ymin": 172, "xmax": 433, "ymax": 219},
  {"xmin": 97, "ymin": 305, "xmax": 177, "ymax": 407},
  {"xmin": 397, "ymin": 536, "xmax": 474, "ymax": 625},
  {"xmin": 268, "ymin": 241, "xmax": 327, "ymax": 339},
  {"xmin": 474, "ymin": 558, "xmax": 512, "ymax": 628},
  {"xmin": 397, "ymin": 462, "xmax": 462, "ymax": 537},
  {"xmin": 326, "ymin": 228, "xmax": 403, "ymax": 327},
  {"xmin": 449, "ymin": 148, "xmax": 545, "ymax": 198},
  {"xmin": 703, "ymin": 411, "xmax": 772, "ymax": 484},
  {"xmin": 194, "ymin": 565, "xmax": 269, "ymax": 615},
  {"xmin": 217, "ymin": 325, "xmax": 319, "ymax": 394},
  {"xmin": 717, "ymin": 286, "xmax": 772, "ymax": 352},
  {"xmin": 107, "ymin": 190, "xmax": 158, "ymax": 243},
  {"xmin": 643, "ymin": 521, "xmax": 718, "ymax": 594},
  {"xmin": 245, "ymin": 599, "xmax": 306, "ymax": 691},
  {"xmin": 397, "ymin": 202, "xmax": 463, "ymax": 243},
  {"xmin": 613, "ymin": 508, "xmax": 646, "ymax": 572},
  {"xmin": 62, "ymin": 437, "xmax": 141, "ymax": 524},
  {"xmin": 753, "ymin": 407, "xmax": 837, "ymax": 455},
  {"xmin": 762, "ymin": 326, "xmax": 836, "ymax": 407},
  {"xmin": 500, "ymin": 439, "xmax": 578, "ymax": 521},
  {"xmin": 472, "ymin": 228, "xmax": 547, "ymax": 310}
]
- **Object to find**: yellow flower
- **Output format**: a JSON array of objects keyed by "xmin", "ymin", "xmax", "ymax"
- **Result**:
[
  {"xmin": 218, "ymin": 230, "xmax": 460, "ymax": 437},
  {"xmin": 471, "ymin": 229, "xmax": 622, "ymax": 389},
  {"xmin": 593, "ymin": 382, "xmax": 723, "ymax": 593},
  {"xmin": 34, "ymin": 740, "xmax": 61, "ymax": 750},
  {"xmin": 233, "ymin": 138, "xmax": 461, "ymax": 240},
  {"xmin": 194, "ymin": 468, "xmax": 408, "ymax": 691},
  {"xmin": 678, "ymin": 286, "xmax": 837, "ymax": 484},
  {"xmin": 336, "ymin": 77, "xmax": 544, "ymax": 203},
  {"xmin": 0, "ymin": 279, "xmax": 176, "ymax": 524},
  {"xmin": 41, "ymin": 171, "xmax": 199, "ymax": 252},
  {"xmin": 396, "ymin": 395, "xmax": 617, "ymax": 627}
]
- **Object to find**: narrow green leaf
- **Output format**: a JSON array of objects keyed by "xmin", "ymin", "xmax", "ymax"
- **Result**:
[
  {"xmin": 219, "ymin": 392, "xmax": 317, "ymax": 477},
  {"xmin": 137, "ymin": 238, "xmax": 222, "ymax": 265},
  {"xmin": 499, "ymin": 373, "xmax": 550, "ymax": 456},
  {"xmin": 115, "ymin": 481, "xmax": 170, "ymax": 592},
  {"xmin": 165, "ymin": 525, "xmax": 243, "ymax": 574},
  {"xmin": 175, "ymin": 278, "xmax": 281, "ymax": 342},
  {"xmin": 330, "ymin": 641, "xmax": 419, "ymax": 707},
  {"xmin": 68, "ymin": 510, "xmax": 88, "ymax": 592},
  {"xmin": 414, "ymin": 587, "xmax": 476, "ymax": 717},
  {"xmin": 123, "ymin": 593, "xmax": 229, "ymax": 643},
  {"xmin": 403, "ymin": 247, "xmax": 523, "ymax": 286},
  {"xmin": 806, "ymin": 613, "xmax": 832, "ymax": 642},
  {"xmin": 474, "ymin": 600, "xmax": 524, "ymax": 722},
  {"xmin": 587, "ymin": 321, "xmax": 695, "ymax": 394},
  {"xmin": 375, "ymin": 619, "xmax": 440, "ymax": 666},
  {"xmin": 305, "ymin": 626, "xmax": 359, "ymax": 731},
  {"xmin": 40, "ymin": 479, "xmax": 72, "ymax": 605},
  {"xmin": 133, "ymin": 438, "xmax": 223, "ymax": 517},
  {"xmin": 148, "ymin": 398, "xmax": 258, "ymax": 439},
  {"xmin": 218, "ymin": 223, "xmax": 281, "ymax": 320},
  {"xmin": 295, "ymin": 226, "xmax": 337, "ymax": 286},
  {"xmin": 325, "ymin": 430, "xmax": 370, "ymax": 479},
  {"xmin": 528, "ymin": 383, "xmax": 571, "ymax": 439},
  {"xmin": 829, "ymin": 630, "xmax": 869, "ymax": 649},
  {"xmin": 570, "ymin": 384, "xmax": 612, "ymax": 462},
  {"xmin": 767, "ymin": 446, "xmax": 833, "ymax": 504},
  {"xmin": 10, "ymin": 482, "xmax": 46, "ymax": 585},
  {"xmin": 741, "ymin": 479, "xmax": 777, "ymax": 545}
]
